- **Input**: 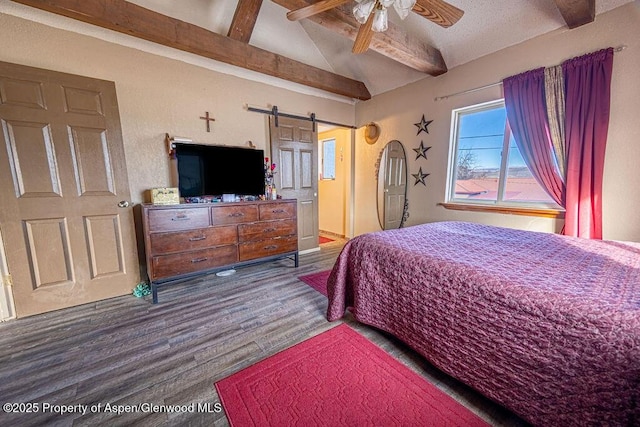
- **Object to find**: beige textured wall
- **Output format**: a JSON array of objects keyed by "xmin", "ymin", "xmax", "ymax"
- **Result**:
[
  {"xmin": 318, "ymin": 128, "xmax": 351, "ymax": 236},
  {"xmin": 352, "ymin": 124, "xmax": 399, "ymax": 234},
  {"xmin": 0, "ymin": 12, "xmax": 355, "ymax": 205},
  {"xmin": 354, "ymin": 3, "xmax": 640, "ymax": 242}
]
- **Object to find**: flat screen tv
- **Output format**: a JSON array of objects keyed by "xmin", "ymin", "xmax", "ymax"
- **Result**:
[{"xmin": 174, "ymin": 143, "xmax": 265, "ymax": 198}]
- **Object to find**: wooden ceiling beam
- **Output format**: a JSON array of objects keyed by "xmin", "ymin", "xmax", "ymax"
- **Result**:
[
  {"xmin": 11, "ymin": 0, "xmax": 371, "ymax": 100},
  {"xmin": 227, "ymin": 0, "xmax": 263, "ymax": 43},
  {"xmin": 272, "ymin": 0, "xmax": 448, "ymax": 76},
  {"xmin": 553, "ymin": 0, "xmax": 595, "ymax": 29}
]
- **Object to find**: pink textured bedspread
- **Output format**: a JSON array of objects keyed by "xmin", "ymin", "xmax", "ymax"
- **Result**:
[{"xmin": 327, "ymin": 221, "xmax": 640, "ymax": 426}]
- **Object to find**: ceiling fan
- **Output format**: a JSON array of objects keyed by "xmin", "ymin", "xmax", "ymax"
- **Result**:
[{"xmin": 286, "ymin": 0, "xmax": 464, "ymax": 54}]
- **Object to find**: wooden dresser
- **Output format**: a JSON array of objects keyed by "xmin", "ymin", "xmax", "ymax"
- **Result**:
[{"xmin": 142, "ymin": 199, "xmax": 298, "ymax": 303}]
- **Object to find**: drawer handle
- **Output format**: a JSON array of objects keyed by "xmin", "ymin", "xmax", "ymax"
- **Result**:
[
  {"xmin": 228, "ymin": 212, "xmax": 245, "ymax": 217},
  {"xmin": 264, "ymin": 245, "xmax": 278, "ymax": 250},
  {"xmin": 189, "ymin": 235, "xmax": 207, "ymax": 241},
  {"xmin": 263, "ymin": 228, "xmax": 276, "ymax": 233},
  {"xmin": 172, "ymin": 214, "xmax": 190, "ymax": 221},
  {"xmin": 272, "ymin": 209, "xmax": 286, "ymax": 213},
  {"xmin": 191, "ymin": 257, "xmax": 208, "ymax": 263}
]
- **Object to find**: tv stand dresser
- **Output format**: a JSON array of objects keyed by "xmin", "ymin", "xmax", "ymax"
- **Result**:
[{"xmin": 142, "ymin": 199, "xmax": 298, "ymax": 303}]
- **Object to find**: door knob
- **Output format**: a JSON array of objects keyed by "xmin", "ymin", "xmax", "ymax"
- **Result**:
[{"xmin": 118, "ymin": 200, "xmax": 130, "ymax": 208}]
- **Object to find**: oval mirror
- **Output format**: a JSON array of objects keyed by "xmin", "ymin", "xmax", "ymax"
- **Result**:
[{"xmin": 376, "ymin": 140, "xmax": 408, "ymax": 230}]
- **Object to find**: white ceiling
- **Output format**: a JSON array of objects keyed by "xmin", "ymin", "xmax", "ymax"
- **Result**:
[{"xmin": 2, "ymin": 0, "xmax": 636, "ymax": 98}]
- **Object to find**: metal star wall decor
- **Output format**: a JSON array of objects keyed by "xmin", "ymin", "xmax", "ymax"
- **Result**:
[
  {"xmin": 413, "ymin": 141, "xmax": 431, "ymax": 160},
  {"xmin": 412, "ymin": 167, "xmax": 429, "ymax": 186},
  {"xmin": 414, "ymin": 114, "xmax": 433, "ymax": 135}
]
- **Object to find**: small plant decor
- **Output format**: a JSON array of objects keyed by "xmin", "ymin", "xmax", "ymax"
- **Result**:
[{"xmin": 132, "ymin": 282, "xmax": 151, "ymax": 298}]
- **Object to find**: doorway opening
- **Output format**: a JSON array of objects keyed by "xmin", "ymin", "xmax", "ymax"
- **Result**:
[{"xmin": 318, "ymin": 125, "xmax": 355, "ymax": 244}]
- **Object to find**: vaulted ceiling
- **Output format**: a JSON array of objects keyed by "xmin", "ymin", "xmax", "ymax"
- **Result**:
[{"xmin": 6, "ymin": 0, "xmax": 635, "ymax": 100}]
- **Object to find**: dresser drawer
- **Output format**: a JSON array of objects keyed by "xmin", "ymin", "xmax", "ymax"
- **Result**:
[
  {"xmin": 149, "ymin": 225, "xmax": 237, "ymax": 255},
  {"xmin": 238, "ymin": 219, "xmax": 297, "ymax": 243},
  {"xmin": 151, "ymin": 246, "xmax": 238, "ymax": 280},
  {"xmin": 147, "ymin": 207, "xmax": 209, "ymax": 232},
  {"xmin": 211, "ymin": 205, "xmax": 258, "ymax": 225},
  {"xmin": 259, "ymin": 202, "xmax": 296, "ymax": 220},
  {"xmin": 239, "ymin": 236, "xmax": 298, "ymax": 261}
]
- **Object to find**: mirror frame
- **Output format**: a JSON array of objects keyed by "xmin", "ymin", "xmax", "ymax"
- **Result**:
[{"xmin": 375, "ymin": 140, "xmax": 409, "ymax": 230}]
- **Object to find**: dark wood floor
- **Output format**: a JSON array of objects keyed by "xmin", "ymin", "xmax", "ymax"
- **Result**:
[{"xmin": 0, "ymin": 239, "xmax": 529, "ymax": 426}]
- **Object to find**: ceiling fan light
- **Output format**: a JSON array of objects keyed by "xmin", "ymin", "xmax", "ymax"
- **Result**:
[
  {"xmin": 353, "ymin": 0, "xmax": 376, "ymax": 24},
  {"xmin": 393, "ymin": 0, "xmax": 416, "ymax": 19},
  {"xmin": 396, "ymin": 0, "xmax": 417, "ymax": 9},
  {"xmin": 392, "ymin": 3, "xmax": 410, "ymax": 20},
  {"xmin": 371, "ymin": 7, "xmax": 388, "ymax": 32}
]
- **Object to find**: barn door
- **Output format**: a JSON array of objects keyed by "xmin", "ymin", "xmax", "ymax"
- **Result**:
[
  {"xmin": 0, "ymin": 61, "xmax": 139, "ymax": 317},
  {"xmin": 269, "ymin": 116, "xmax": 319, "ymax": 252}
]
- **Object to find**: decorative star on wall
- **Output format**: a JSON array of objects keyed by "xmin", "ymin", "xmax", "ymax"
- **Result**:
[
  {"xmin": 412, "ymin": 167, "xmax": 430, "ymax": 186},
  {"xmin": 413, "ymin": 141, "xmax": 431, "ymax": 160},
  {"xmin": 414, "ymin": 114, "xmax": 433, "ymax": 135}
]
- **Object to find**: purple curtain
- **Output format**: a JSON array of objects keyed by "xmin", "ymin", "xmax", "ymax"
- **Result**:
[
  {"xmin": 562, "ymin": 48, "xmax": 614, "ymax": 239},
  {"xmin": 503, "ymin": 68, "xmax": 565, "ymax": 206}
]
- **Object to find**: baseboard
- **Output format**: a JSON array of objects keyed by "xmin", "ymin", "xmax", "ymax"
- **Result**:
[
  {"xmin": 299, "ymin": 247, "xmax": 321, "ymax": 255},
  {"xmin": 319, "ymin": 230, "xmax": 344, "ymax": 239}
]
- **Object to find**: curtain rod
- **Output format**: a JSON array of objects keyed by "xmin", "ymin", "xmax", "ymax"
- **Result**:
[
  {"xmin": 245, "ymin": 104, "xmax": 356, "ymax": 130},
  {"xmin": 434, "ymin": 44, "xmax": 627, "ymax": 102},
  {"xmin": 434, "ymin": 82, "xmax": 502, "ymax": 102}
]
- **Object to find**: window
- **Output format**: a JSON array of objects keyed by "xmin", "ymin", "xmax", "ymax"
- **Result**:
[
  {"xmin": 321, "ymin": 139, "xmax": 336, "ymax": 180},
  {"xmin": 447, "ymin": 100, "xmax": 559, "ymax": 209}
]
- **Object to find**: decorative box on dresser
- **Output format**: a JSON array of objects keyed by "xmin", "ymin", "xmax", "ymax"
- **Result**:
[{"xmin": 142, "ymin": 199, "xmax": 298, "ymax": 303}]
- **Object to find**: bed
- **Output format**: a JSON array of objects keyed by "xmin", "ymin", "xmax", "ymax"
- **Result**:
[{"xmin": 326, "ymin": 221, "xmax": 640, "ymax": 426}]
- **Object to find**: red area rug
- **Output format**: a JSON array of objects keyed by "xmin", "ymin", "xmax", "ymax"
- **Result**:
[
  {"xmin": 298, "ymin": 270, "xmax": 331, "ymax": 297},
  {"xmin": 319, "ymin": 236, "xmax": 334, "ymax": 244},
  {"xmin": 215, "ymin": 324, "xmax": 489, "ymax": 427}
]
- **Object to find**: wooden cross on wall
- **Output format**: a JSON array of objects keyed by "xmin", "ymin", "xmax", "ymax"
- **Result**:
[{"xmin": 200, "ymin": 111, "xmax": 215, "ymax": 132}]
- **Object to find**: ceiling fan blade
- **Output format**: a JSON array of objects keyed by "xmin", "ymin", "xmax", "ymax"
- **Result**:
[
  {"xmin": 412, "ymin": 0, "xmax": 464, "ymax": 28},
  {"xmin": 287, "ymin": 0, "xmax": 352, "ymax": 21},
  {"xmin": 352, "ymin": 11, "xmax": 374, "ymax": 54}
]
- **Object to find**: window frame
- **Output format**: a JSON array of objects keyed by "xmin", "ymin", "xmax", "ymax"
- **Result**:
[
  {"xmin": 320, "ymin": 138, "xmax": 336, "ymax": 181},
  {"xmin": 445, "ymin": 99, "xmax": 563, "ymax": 213}
]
